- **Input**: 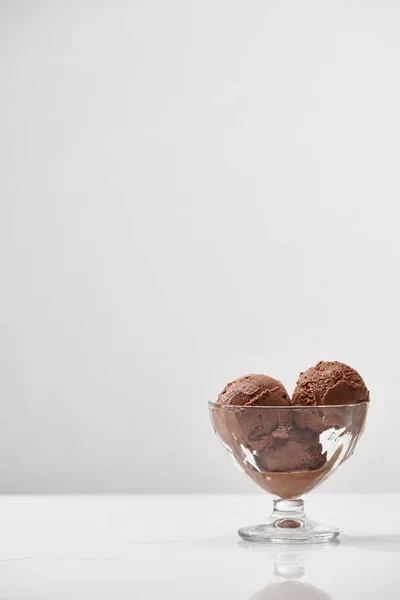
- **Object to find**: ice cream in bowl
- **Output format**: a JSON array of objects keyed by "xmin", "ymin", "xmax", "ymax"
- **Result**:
[{"xmin": 209, "ymin": 361, "xmax": 369, "ymax": 544}]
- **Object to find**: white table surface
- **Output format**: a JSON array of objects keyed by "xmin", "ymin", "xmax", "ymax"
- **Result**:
[{"xmin": 0, "ymin": 494, "xmax": 398, "ymax": 599}]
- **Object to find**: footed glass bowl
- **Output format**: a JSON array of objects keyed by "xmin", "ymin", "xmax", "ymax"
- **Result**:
[{"xmin": 209, "ymin": 401, "xmax": 368, "ymax": 544}]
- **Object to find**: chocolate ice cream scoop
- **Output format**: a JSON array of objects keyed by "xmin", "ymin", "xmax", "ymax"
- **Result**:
[
  {"xmin": 256, "ymin": 424, "xmax": 326, "ymax": 473},
  {"xmin": 292, "ymin": 361, "xmax": 369, "ymax": 407},
  {"xmin": 217, "ymin": 374, "xmax": 290, "ymax": 407},
  {"xmin": 214, "ymin": 374, "xmax": 292, "ymax": 449},
  {"xmin": 213, "ymin": 363, "xmax": 368, "ymax": 482}
]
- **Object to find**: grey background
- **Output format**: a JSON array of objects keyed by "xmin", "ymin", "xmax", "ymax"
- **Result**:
[{"xmin": 0, "ymin": 0, "xmax": 398, "ymax": 492}]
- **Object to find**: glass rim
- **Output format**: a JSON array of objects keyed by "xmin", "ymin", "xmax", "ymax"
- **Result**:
[{"xmin": 208, "ymin": 400, "xmax": 369, "ymax": 410}]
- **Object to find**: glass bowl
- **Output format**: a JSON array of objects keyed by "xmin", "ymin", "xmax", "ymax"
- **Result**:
[{"xmin": 209, "ymin": 401, "xmax": 368, "ymax": 544}]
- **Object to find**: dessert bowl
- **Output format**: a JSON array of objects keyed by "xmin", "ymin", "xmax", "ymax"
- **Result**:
[{"xmin": 209, "ymin": 401, "xmax": 368, "ymax": 544}]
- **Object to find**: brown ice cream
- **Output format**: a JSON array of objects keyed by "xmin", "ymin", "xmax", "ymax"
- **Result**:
[
  {"xmin": 213, "ymin": 373, "xmax": 325, "ymax": 485},
  {"xmin": 210, "ymin": 403, "xmax": 367, "ymax": 498},
  {"xmin": 291, "ymin": 361, "xmax": 369, "ymax": 433},
  {"xmin": 260, "ymin": 425, "xmax": 326, "ymax": 472},
  {"xmin": 211, "ymin": 363, "xmax": 369, "ymax": 498},
  {"xmin": 213, "ymin": 374, "xmax": 291, "ymax": 450},
  {"xmin": 292, "ymin": 361, "xmax": 369, "ymax": 406},
  {"xmin": 217, "ymin": 374, "xmax": 290, "ymax": 407}
]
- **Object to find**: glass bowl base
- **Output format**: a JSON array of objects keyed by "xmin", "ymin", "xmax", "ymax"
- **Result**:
[{"xmin": 238, "ymin": 517, "xmax": 339, "ymax": 544}]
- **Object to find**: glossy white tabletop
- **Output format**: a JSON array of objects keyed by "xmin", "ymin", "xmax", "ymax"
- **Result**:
[{"xmin": 0, "ymin": 494, "xmax": 398, "ymax": 598}]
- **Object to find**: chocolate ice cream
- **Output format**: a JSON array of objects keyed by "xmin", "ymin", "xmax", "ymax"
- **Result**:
[
  {"xmin": 209, "ymin": 402, "xmax": 355, "ymax": 498},
  {"xmin": 211, "ymin": 363, "xmax": 369, "ymax": 499},
  {"xmin": 291, "ymin": 361, "xmax": 369, "ymax": 433},
  {"xmin": 214, "ymin": 373, "xmax": 320, "ymax": 478},
  {"xmin": 213, "ymin": 374, "xmax": 291, "ymax": 450},
  {"xmin": 292, "ymin": 361, "xmax": 369, "ymax": 406},
  {"xmin": 258, "ymin": 425, "xmax": 326, "ymax": 472},
  {"xmin": 217, "ymin": 374, "xmax": 290, "ymax": 407}
]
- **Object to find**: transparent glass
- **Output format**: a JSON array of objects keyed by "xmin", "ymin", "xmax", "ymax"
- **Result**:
[{"xmin": 209, "ymin": 401, "xmax": 368, "ymax": 544}]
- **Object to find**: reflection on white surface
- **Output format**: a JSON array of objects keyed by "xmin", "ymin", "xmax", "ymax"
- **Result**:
[
  {"xmin": 0, "ymin": 495, "xmax": 399, "ymax": 598},
  {"xmin": 250, "ymin": 581, "xmax": 332, "ymax": 600},
  {"xmin": 242, "ymin": 542, "xmax": 334, "ymax": 600},
  {"xmin": 242, "ymin": 533, "xmax": 400, "ymax": 600}
]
